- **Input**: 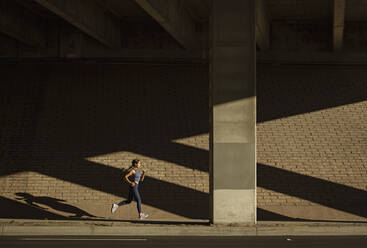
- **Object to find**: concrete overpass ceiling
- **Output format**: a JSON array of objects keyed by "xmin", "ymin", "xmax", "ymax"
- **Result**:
[
  {"xmin": 182, "ymin": 0, "xmax": 210, "ymax": 22},
  {"xmin": 346, "ymin": 0, "xmax": 367, "ymax": 21},
  {"xmin": 14, "ymin": 0, "xmax": 60, "ymax": 20},
  {"xmin": 16, "ymin": 0, "xmax": 153, "ymax": 24},
  {"xmin": 97, "ymin": 0, "xmax": 210, "ymax": 22},
  {"xmin": 97, "ymin": 0, "xmax": 152, "ymax": 22},
  {"xmin": 12, "ymin": 0, "xmax": 212, "ymax": 24},
  {"xmin": 266, "ymin": 0, "xmax": 333, "ymax": 20},
  {"xmin": 2, "ymin": 0, "xmax": 367, "ymax": 58}
]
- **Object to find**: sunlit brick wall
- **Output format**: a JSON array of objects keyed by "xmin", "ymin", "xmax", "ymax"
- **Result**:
[
  {"xmin": 257, "ymin": 64, "xmax": 367, "ymax": 220},
  {"xmin": 0, "ymin": 63, "xmax": 209, "ymax": 220}
]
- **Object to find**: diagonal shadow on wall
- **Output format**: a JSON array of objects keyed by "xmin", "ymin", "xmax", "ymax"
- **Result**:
[
  {"xmin": 0, "ymin": 62, "xmax": 210, "ymax": 219},
  {"xmin": 256, "ymin": 63, "xmax": 367, "ymax": 220},
  {"xmin": 0, "ymin": 196, "xmax": 68, "ymax": 220},
  {"xmin": 257, "ymin": 163, "xmax": 367, "ymax": 218},
  {"xmin": 30, "ymin": 158, "xmax": 209, "ymax": 219},
  {"xmin": 257, "ymin": 64, "xmax": 367, "ymax": 123},
  {"xmin": 4, "ymin": 193, "xmax": 300, "ymax": 224},
  {"xmin": 0, "ymin": 158, "xmax": 209, "ymax": 219},
  {"xmin": 14, "ymin": 192, "xmax": 96, "ymax": 218},
  {"xmin": 2, "ymin": 62, "xmax": 367, "ymax": 221},
  {"xmin": 257, "ymin": 208, "xmax": 307, "ymax": 221}
]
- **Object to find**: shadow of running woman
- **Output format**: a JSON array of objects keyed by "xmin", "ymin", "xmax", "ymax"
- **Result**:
[{"xmin": 15, "ymin": 192, "xmax": 96, "ymax": 218}]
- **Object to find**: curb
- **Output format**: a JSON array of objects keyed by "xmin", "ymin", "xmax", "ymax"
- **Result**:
[{"xmin": 1, "ymin": 220, "xmax": 367, "ymax": 236}]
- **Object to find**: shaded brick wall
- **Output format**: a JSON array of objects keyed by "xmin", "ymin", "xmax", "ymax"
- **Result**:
[
  {"xmin": 344, "ymin": 23, "xmax": 367, "ymax": 52},
  {"xmin": 0, "ymin": 62, "xmax": 209, "ymax": 220},
  {"xmin": 257, "ymin": 64, "xmax": 367, "ymax": 221},
  {"xmin": 2, "ymin": 62, "xmax": 367, "ymax": 221}
]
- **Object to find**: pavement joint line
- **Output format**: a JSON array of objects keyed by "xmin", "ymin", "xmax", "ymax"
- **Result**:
[{"xmin": 20, "ymin": 238, "xmax": 148, "ymax": 241}]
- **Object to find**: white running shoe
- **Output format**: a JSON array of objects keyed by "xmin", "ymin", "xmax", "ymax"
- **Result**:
[
  {"xmin": 111, "ymin": 203, "xmax": 118, "ymax": 214},
  {"xmin": 139, "ymin": 213, "xmax": 149, "ymax": 220}
]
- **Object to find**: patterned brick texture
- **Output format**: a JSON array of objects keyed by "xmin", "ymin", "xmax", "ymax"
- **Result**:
[
  {"xmin": 1, "ymin": 62, "xmax": 367, "ymax": 221},
  {"xmin": 257, "ymin": 64, "xmax": 367, "ymax": 221},
  {"xmin": 0, "ymin": 62, "xmax": 209, "ymax": 220}
]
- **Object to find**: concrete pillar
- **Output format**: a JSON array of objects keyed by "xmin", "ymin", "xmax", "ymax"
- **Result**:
[{"xmin": 209, "ymin": 0, "xmax": 256, "ymax": 224}]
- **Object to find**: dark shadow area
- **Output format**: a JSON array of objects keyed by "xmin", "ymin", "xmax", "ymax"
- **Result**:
[
  {"xmin": 0, "ymin": 63, "xmax": 209, "ymax": 220},
  {"xmin": 0, "ymin": 196, "xmax": 67, "ymax": 220},
  {"xmin": 256, "ymin": 63, "xmax": 367, "ymax": 221},
  {"xmin": 257, "ymin": 208, "xmax": 307, "ymax": 222},
  {"xmin": 15, "ymin": 193, "xmax": 96, "ymax": 218},
  {"xmin": 257, "ymin": 208, "xmax": 367, "ymax": 223},
  {"xmin": 258, "ymin": 163, "xmax": 367, "ymax": 218},
  {"xmin": 2, "ymin": 62, "xmax": 366, "ymax": 222},
  {"xmin": 0, "ymin": 195, "xmax": 208, "ymax": 224},
  {"xmin": 32, "ymin": 158, "xmax": 209, "ymax": 219},
  {"xmin": 257, "ymin": 64, "xmax": 367, "ymax": 123}
]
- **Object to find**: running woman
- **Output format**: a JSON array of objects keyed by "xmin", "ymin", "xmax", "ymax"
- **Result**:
[{"xmin": 111, "ymin": 159, "xmax": 148, "ymax": 219}]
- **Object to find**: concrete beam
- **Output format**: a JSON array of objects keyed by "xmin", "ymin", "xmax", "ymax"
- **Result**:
[
  {"xmin": 34, "ymin": 0, "xmax": 121, "ymax": 48},
  {"xmin": 0, "ymin": 1, "xmax": 46, "ymax": 47},
  {"xmin": 134, "ymin": 0, "xmax": 198, "ymax": 49},
  {"xmin": 82, "ymin": 48, "xmax": 205, "ymax": 61},
  {"xmin": 256, "ymin": 0, "xmax": 270, "ymax": 50},
  {"xmin": 183, "ymin": 0, "xmax": 210, "ymax": 22},
  {"xmin": 333, "ymin": 0, "xmax": 346, "ymax": 51},
  {"xmin": 257, "ymin": 51, "xmax": 367, "ymax": 65}
]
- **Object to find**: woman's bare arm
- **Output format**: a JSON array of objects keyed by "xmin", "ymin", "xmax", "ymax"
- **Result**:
[
  {"xmin": 141, "ymin": 170, "xmax": 146, "ymax": 181},
  {"xmin": 124, "ymin": 169, "xmax": 135, "ymax": 186}
]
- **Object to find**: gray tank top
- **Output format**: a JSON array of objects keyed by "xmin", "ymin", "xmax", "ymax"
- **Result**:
[
  {"xmin": 128, "ymin": 167, "xmax": 141, "ymax": 184},
  {"xmin": 134, "ymin": 169, "xmax": 142, "ymax": 183}
]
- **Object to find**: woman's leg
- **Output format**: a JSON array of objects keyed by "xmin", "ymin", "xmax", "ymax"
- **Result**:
[
  {"xmin": 132, "ymin": 185, "xmax": 142, "ymax": 214},
  {"xmin": 117, "ymin": 186, "xmax": 134, "ymax": 206}
]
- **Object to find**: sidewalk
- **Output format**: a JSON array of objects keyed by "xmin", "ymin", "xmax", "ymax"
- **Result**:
[{"xmin": 1, "ymin": 219, "xmax": 367, "ymax": 236}]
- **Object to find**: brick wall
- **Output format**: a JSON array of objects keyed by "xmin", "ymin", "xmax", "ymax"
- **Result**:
[
  {"xmin": 257, "ymin": 64, "xmax": 367, "ymax": 221},
  {"xmin": 344, "ymin": 23, "xmax": 367, "ymax": 52},
  {"xmin": 0, "ymin": 62, "xmax": 209, "ymax": 220},
  {"xmin": 2, "ymin": 62, "xmax": 367, "ymax": 221}
]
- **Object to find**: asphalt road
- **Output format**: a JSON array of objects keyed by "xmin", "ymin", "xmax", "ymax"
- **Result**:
[{"xmin": 1, "ymin": 236, "xmax": 367, "ymax": 248}]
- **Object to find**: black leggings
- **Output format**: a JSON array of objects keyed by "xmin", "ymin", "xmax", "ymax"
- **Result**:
[{"xmin": 117, "ymin": 184, "xmax": 141, "ymax": 214}]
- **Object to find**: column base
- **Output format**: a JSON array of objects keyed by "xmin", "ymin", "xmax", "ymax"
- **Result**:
[{"xmin": 213, "ymin": 189, "xmax": 256, "ymax": 224}]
